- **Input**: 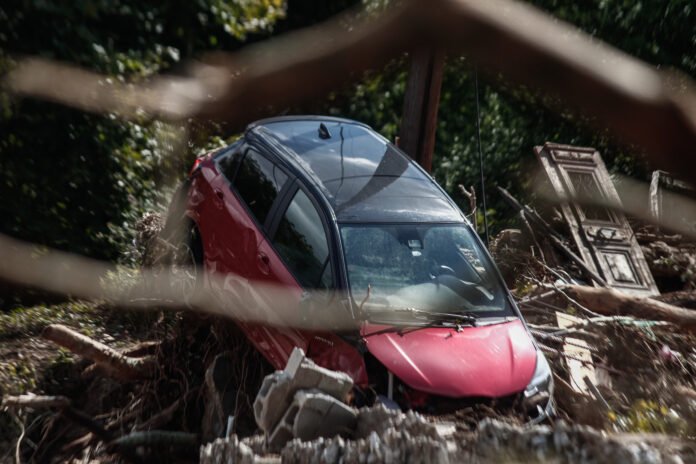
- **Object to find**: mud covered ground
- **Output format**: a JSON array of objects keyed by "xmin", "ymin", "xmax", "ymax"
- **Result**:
[{"xmin": 1, "ymin": 222, "xmax": 696, "ymax": 462}]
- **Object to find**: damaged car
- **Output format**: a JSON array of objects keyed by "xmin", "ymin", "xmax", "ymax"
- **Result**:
[{"xmin": 167, "ymin": 115, "xmax": 554, "ymax": 421}]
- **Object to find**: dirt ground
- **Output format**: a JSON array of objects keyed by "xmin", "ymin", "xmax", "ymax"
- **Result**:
[{"xmin": 1, "ymin": 223, "xmax": 696, "ymax": 462}]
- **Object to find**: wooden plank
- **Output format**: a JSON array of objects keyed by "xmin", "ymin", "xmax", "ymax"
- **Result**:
[{"xmin": 556, "ymin": 312, "xmax": 596, "ymax": 395}]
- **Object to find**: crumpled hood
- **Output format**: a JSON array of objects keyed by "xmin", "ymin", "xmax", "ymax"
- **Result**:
[{"xmin": 362, "ymin": 319, "xmax": 537, "ymax": 398}]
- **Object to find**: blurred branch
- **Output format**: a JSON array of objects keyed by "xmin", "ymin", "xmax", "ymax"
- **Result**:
[
  {"xmin": 0, "ymin": 232, "xmax": 357, "ymax": 331},
  {"xmin": 536, "ymin": 174, "xmax": 696, "ymax": 238},
  {"xmin": 5, "ymin": 0, "xmax": 696, "ymax": 178},
  {"xmin": 3, "ymin": 0, "xmax": 696, "ymax": 322}
]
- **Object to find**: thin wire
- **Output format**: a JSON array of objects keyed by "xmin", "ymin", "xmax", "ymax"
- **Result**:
[{"xmin": 474, "ymin": 67, "xmax": 490, "ymax": 246}]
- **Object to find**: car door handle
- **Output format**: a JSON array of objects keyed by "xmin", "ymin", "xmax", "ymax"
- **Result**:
[
  {"xmin": 257, "ymin": 252, "xmax": 270, "ymax": 275},
  {"xmin": 213, "ymin": 189, "xmax": 224, "ymax": 208}
]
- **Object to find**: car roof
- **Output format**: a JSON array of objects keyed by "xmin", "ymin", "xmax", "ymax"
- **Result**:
[{"xmin": 248, "ymin": 116, "xmax": 464, "ymax": 223}]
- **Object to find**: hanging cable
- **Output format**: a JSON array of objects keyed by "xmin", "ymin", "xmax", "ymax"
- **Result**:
[{"xmin": 474, "ymin": 67, "xmax": 490, "ymax": 247}]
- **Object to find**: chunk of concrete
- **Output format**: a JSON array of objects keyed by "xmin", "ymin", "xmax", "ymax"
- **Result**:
[
  {"xmin": 292, "ymin": 390, "xmax": 357, "ymax": 441},
  {"xmin": 253, "ymin": 347, "xmax": 353, "ymax": 434},
  {"xmin": 267, "ymin": 390, "xmax": 358, "ymax": 452}
]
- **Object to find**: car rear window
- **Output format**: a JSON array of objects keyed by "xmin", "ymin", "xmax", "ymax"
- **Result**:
[
  {"xmin": 216, "ymin": 142, "xmax": 244, "ymax": 182},
  {"xmin": 235, "ymin": 148, "xmax": 288, "ymax": 226}
]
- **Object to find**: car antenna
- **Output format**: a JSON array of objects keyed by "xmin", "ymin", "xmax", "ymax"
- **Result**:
[
  {"xmin": 474, "ymin": 67, "xmax": 490, "ymax": 247},
  {"xmin": 318, "ymin": 122, "xmax": 332, "ymax": 140}
]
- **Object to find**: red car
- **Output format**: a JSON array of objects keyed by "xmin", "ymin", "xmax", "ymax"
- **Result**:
[{"xmin": 168, "ymin": 116, "xmax": 553, "ymax": 420}]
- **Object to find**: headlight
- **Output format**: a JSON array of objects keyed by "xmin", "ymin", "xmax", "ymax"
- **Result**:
[{"xmin": 523, "ymin": 350, "xmax": 554, "ymax": 422}]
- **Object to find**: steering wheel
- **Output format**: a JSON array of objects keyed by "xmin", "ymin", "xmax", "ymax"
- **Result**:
[
  {"xmin": 430, "ymin": 264, "xmax": 456, "ymax": 279},
  {"xmin": 436, "ymin": 273, "xmax": 494, "ymax": 305}
]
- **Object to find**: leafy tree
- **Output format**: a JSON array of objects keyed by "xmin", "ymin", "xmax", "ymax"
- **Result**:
[
  {"xmin": 1, "ymin": 0, "xmax": 693, "ymax": 262},
  {"xmin": 0, "ymin": 0, "xmax": 286, "ymax": 260},
  {"xmin": 322, "ymin": 0, "xmax": 695, "ymax": 232}
]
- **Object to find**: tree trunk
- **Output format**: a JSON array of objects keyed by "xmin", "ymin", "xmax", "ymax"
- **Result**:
[{"xmin": 563, "ymin": 285, "xmax": 696, "ymax": 333}]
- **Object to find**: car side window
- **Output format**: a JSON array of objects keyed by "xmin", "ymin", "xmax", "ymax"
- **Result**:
[
  {"xmin": 273, "ymin": 189, "xmax": 332, "ymax": 289},
  {"xmin": 217, "ymin": 144, "xmax": 243, "ymax": 182},
  {"xmin": 235, "ymin": 148, "xmax": 288, "ymax": 226}
]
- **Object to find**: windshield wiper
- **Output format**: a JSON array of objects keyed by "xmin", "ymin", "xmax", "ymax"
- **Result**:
[{"xmin": 366, "ymin": 306, "xmax": 478, "ymax": 326}]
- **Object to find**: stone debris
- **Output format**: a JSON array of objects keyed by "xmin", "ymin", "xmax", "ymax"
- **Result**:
[
  {"xmin": 201, "ymin": 407, "xmax": 690, "ymax": 464},
  {"xmin": 200, "ymin": 434, "xmax": 279, "ymax": 464},
  {"xmin": 473, "ymin": 418, "xmax": 685, "ymax": 464},
  {"xmin": 253, "ymin": 347, "xmax": 354, "ymax": 451},
  {"xmin": 270, "ymin": 390, "xmax": 357, "ymax": 449},
  {"xmin": 200, "ymin": 345, "xmax": 695, "ymax": 463}
]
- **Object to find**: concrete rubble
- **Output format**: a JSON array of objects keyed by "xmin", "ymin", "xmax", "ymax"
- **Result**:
[
  {"xmin": 201, "ymin": 406, "xmax": 688, "ymax": 464},
  {"xmin": 200, "ymin": 348, "xmax": 692, "ymax": 463},
  {"xmin": 253, "ymin": 347, "xmax": 355, "ymax": 451}
]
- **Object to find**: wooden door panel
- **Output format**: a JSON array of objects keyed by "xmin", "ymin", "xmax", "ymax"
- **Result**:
[{"xmin": 535, "ymin": 142, "xmax": 658, "ymax": 297}]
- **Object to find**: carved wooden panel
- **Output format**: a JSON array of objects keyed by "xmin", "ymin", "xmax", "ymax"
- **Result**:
[{"xmin": 535, "ymin": 142, "xmax": 659, "ymax": 297}]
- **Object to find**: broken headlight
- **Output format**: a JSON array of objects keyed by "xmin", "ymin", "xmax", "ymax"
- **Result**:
[{"xmin": 523, "ymin": 350, "xmax": 554, "ymax": 422}]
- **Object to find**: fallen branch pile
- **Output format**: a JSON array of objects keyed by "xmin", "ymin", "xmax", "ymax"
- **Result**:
[{"xmin": 492, "ymin": 188, "xmax": 696, "ymax": 438}]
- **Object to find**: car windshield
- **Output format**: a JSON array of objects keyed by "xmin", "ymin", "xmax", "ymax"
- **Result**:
[{"xmin": 340, "ymin": 224, "xmax": 513, "ymax": 321}]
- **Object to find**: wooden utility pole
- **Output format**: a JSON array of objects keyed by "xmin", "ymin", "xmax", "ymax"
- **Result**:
[{"xmin": 399, "ymin": 48, "xmax": 445, "ymax": 173}]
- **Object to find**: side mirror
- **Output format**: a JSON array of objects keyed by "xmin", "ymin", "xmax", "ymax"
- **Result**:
[{"xmin": 299, "ymin": 290, "xmax": 357, "ymax": 331}]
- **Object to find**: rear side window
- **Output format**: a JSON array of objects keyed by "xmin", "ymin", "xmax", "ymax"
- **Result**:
[
  {"xmin": 217, "ymin": 144, "xmax": 243, "ymax": 182},
  {"xmin": 235, "ymin": 148, "xmax": 288, "ymax": 226},
  {"xmin": 273, "ymin": 189, "xmax": 332, "ymax": 289}
]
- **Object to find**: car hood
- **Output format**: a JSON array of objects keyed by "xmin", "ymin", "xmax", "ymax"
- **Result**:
[{"xmin": 361, "ymin": 319, "xmax": 537, "ymax": 398}]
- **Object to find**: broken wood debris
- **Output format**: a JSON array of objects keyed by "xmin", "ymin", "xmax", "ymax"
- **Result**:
[
  {"xmin": 498, "ymin": 186, "xmax": 608, "ymax": 287},
  {"xmin": 41, "ymin": 323, "xmax": 156, "ymax": 381},
  {"xmin": 649, "ymin": 170, "xmax": 696, "ymax": 230},
  {"xmin": 2, "ymin": 394, "xmax": 70, "ymax": 410},
  {"xmin": 562, "ymin": 285, "xmax": 696, "ymax": 334},
  {"xmin": 556, "ymin": 312, "xmax": 598, "ymax": 395}
]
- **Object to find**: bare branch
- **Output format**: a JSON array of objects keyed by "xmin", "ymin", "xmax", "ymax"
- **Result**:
[
  {"xmin": 563, "ymin": 284, "xmax": 696, "ymax": 333},
  {"xmin": 42, "ymin": 324, "xmax": 155, "ymax": 381},
  {"xmin": 2, "ymin": 395, "xmax": 71, "ymax": 410}
]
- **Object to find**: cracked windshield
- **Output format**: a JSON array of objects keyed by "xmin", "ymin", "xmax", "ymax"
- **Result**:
[{"xmin": 341, "ymin": 224, "xmax": 511, "ymax": 318}]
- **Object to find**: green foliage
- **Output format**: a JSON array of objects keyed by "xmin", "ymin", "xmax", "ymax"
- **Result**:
[
  {"xmin": 321, "ymin": 0, "xmax": 694, "ymax": 234},
  {"xmin": 533, "ymin": 0, "xmax": 696, "ymax": 75},
  {"xmin": 611, "ymin": 399, "xmax": 690, "ymax": 436},
  {"xmin": 1, "ymin": 0, "xmax": 694, "ymax": 263},
  {"xmin": 0, "ymin": 0, "xmax": 287, "ymax": 261},
  {"xmin": 0, "ymin": 301, "xmax": 99, "ymax": 340}
]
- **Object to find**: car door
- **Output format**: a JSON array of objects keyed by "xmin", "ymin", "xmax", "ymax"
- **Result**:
[
  {"xmin": 264, "ymin": 184, "xmax": 368, "ymax": 384},
  {"xmin": 212, "ymin": 145, "xmax": 310, "ymax": 368},
  {"xmin": 197, "ymin": 143, "xmax": 265, "ymax": 285},
  {"xmin": 535, "ymin": 143, "xmax": 658, "ymax": 297}
]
